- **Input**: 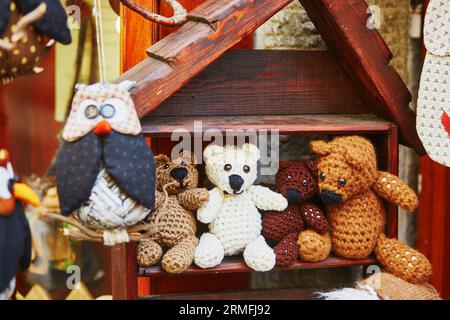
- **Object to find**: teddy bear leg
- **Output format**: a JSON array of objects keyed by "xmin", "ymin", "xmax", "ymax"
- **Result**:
[
  {"xmin": 243, "ymin": 235, "xmax": 276, "ymax": 271},
  {"xmin": 374, "ymin": 234, "xmax": 432, "ymax": 284},
  {"xmin": 273, "ymin": 233, "xmax": 299, "ymax": 266},
  {"xmin": 194, "ymin": 233, "xmax": 225, "ymax": 269},
  {"xmin": 297, "ymin": 230, "xmax": 331, "ymax": 262},
  {"xmin": 162, "ymin": 235, "xmax": 199, "ymax": 273},
  {"xmin": 137, "ymin": 240, "xmax": 163, "ymax": 267}
]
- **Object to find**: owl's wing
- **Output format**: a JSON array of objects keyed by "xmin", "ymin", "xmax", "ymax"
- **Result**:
[
  {"xmin": 16, "ymin": 0, "xmax": 71, "ymax": 44},
  {"xmin": 103, "ymin": 132, "xmax": 156, "ymax": 211},
  {"xmin": 0, "ymin": 1, "xmax": 12, "ymax": 36},
  {"xmin": 56, "ymin": 132, "xmax": 102, "ymax": 216}
]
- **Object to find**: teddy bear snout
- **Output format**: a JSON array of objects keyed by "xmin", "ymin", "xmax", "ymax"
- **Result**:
[
  {"xmin": 170, "ymin": 167, "xmax": 188, "ymax": 182},
  {"xmin": 286, "ymin": 188, "xmax": 302, "ymax": 202},
  {"xmin": 229, "ymin": 174, "xmax": 244, "ymax": 193},
  {"xmin": 320, "ymin": 190, "xmax": 343, "ymax": 204}
]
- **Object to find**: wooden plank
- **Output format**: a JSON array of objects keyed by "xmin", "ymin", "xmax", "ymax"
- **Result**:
[
  {"xmin": 299, "ymin": 0, "xmax": 425, "ymax": 155},
  {"xmin": 111, "ymin": 243, "xmax": 138, "ymax": 300},
  {"xmin": 148, "ymin": 50, "xmax": 367, "ymax": 117},
  {"xmin": 144, "ymin": 287, "xmax": 324, "ymax": 300},
  {"xmin": 139, "ymin": 256, "xmax": 377, "ymax": 277},
  {"xmin": 141, "ymin": 114, "xmax": 393, "ymax": 136},
  {"xmin": 115, "ymin": 0, "xmax": 293, "ymax": 117}
]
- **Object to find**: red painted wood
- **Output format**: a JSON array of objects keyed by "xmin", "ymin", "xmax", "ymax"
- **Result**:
[
  {"xmin": 149, "ymin": 50, "xmax": 368, "ymax": 117},
  {"xmin": 298, "ymin": 0, "xmax": 424, "ymax": 155},
  {"xmin": 0, "ymin": 49, "xmax": 61, "ymax": 176},
  {"xmin": 111, "ymin": 243, "xmax": 138, "ymax": 300}
]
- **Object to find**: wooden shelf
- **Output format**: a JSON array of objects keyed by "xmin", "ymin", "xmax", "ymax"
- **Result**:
[
  {"xmin": 138, "ymin": 256, "xmax": 377, "ymax": 277},
  {"xmin": 141, "ymin": 114, "xmax": 395, "ymax": 136}
]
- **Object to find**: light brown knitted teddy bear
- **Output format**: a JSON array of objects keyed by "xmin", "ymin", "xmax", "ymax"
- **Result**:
[
  {"xmin": 311, "ymin": 136, "xmax": 432, "ymax": 284},
  {"xmin": 137, "ymin": 152, "xmax": 209, "ymax": 273}
]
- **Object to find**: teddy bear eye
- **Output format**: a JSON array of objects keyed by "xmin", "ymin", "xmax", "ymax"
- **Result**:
[
  {"xmin": 243, "ymin": 165, "xmax": 250, "ymax": 173},
  {"xmin": 163, "ymin": 163, "xmax": 170, "ymax": 169},
  {"xmin": 224, "ymin": 164, "xmax": 232, "ymax": 172},
  {"xmin": 319, "ymin": 172, "xmax": 326, "ymax": 180},
  {"xmin": 338, "ymin": 178, "xmax": 347, "ymax": 186},
  {"xmin": 302, "ymin": 179, "xmax": 308, "ymax": 186},
  {"xmin": 286, "ymin": 175, "xmax": 292, "ymax": 181},
  {"xmin": 181, "ymin": 161, "xmax": 187, "ymax": 166}
]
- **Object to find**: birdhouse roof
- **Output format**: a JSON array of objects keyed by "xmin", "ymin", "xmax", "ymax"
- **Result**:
[{"xmin": 116, "ymin": 0, "xmax": 424, "ymax": 155}]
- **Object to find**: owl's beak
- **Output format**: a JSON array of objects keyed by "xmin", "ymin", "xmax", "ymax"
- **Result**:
[
  {"xmin": 93, "ymin": 120, "xmax": 112, "ymax": 136},
  {"xmin": 13, "ymin": 183, "xmax": 41, "ymax": 207}
]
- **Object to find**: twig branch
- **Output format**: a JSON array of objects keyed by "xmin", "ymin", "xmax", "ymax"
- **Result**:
[
  {"xmin": 11, "ymin": 3, "xmax": 47, "ymax": 43},
  {"xmin": 0, "ymin": 39, "xmax": 14, "ymax": 51},
  {"xmin": 119, "ymin": 0, "xmax": 188, "ymax": 26}
]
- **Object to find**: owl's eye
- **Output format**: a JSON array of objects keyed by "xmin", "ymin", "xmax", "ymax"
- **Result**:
[
  {"xmin": 338, "ymin": 178, "xmax": 347, "ymax": 186},
  {"xmin": 243, "ymin": 165, "xmax": 250, "ymax": 173},
  {"xmin": 100, "ymin": 104, "xmax": 116, "ymax": 119},
  {"xmin": 224, "ymin": 164, "xmax": 232, "ymax": 172},
  {"xmin": 163, "ymin": 163, "xmax": 170, "ymax": 169},
  {"xmin": 319, "ymin": 172, "xmax": 326, "ymax": 180},
  {"xmin": 302, "ymin": 179, "xmax": 308, "ymax": 186},
  {"xmin": 84, "ymin": 105, "xmax": 99, "ymax": 119}
]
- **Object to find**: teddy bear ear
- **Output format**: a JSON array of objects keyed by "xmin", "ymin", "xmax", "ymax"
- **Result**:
[
  {"xmin": 242, "ymin": 143, "xmax": 260, "ymax": 162},
  {"xmin": 178, "ymin": 150, "xmax": 199, "ymax": 165},
  {"xmin": 305, "ymin": 160, "xmax": 318, "ymax": 178},
  {"xmin": 155, "ymin": 154, "xmax": 171, "ymax": 166},
  {"xmin": 310, "ymin": 140, "xmax": 331, "ymax": 155},
  {"xmin": 203, "ymin": 144, "xmax": 224, "ymax": 164}
]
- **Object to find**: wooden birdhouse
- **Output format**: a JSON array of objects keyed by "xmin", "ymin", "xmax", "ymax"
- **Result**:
[{"xmin": 110, "ymin": 0, "xmax": 425, "ymax": 299}]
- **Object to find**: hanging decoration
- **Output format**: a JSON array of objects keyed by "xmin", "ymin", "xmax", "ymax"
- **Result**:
[
  {"xmin": 0, "ymin": 0, "xmax": 72, "ymax": 84},
  {"xmin": 416, "ymin": 0, "xmax": 450, "ymax": 166},
  {"xmin": 41, "ymin": 81, "xmax": 157, "ymax": 246},
  {"xmin": 0, "ymin": 149, "xmax": 41, "ymax": 300}
]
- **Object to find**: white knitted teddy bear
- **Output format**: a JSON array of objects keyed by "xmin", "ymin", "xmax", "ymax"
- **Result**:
[{"xmin": 194, "ymin": 143, "xmax": 288, "ymax": 271}]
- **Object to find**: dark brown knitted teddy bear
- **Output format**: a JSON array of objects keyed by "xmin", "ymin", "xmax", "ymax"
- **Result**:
[
  {"xmin": 137, "ymin": 152, "xmax": 209, "ymax": 273},
  {"xmin": 262, "ymin": 160, "xmax": 331, "ymax": 266}
]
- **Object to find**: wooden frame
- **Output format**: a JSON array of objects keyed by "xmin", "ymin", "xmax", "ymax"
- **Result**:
[{"xmin": 110, "ymin": 0, "xmax": 417, "ymax": 299}]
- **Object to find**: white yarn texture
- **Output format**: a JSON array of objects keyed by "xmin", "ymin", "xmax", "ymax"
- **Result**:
[
  {"xmin": 194, "ymin": 144, "xmax": 288, "ymax": 271},
  {"xmin": 417, "ymin": 0, "xmax": 450, "ymax": 167}
]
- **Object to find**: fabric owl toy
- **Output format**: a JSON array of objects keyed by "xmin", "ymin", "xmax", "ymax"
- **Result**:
[
  {"xmin": 55, "ymin": 81, "xmax": 156, "ymax": 246},
  {"xmin": 0, "ymin": 0, "xmax": 71, "ymax": 84},
  {"xmin": 0, "ymin": 149, "xmax": 41, "ymax": 300}
]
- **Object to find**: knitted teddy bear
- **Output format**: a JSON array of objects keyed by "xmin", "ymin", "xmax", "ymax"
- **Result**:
[
  {"xmin": 262, "ymin": 160, "xmax": 331, "ymax": 266},
  {"xmin": 137, "ymin": 152, "xmax": 209, "ymax": 273},
  {"xmin": 194, "ymin": 143, "xmax": 288, "ymax": 271},
  {"xmin": 311, "ymin": 136, "xmax": 432, "ymax": 283}
]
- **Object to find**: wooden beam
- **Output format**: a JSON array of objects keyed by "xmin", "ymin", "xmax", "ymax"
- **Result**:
[
  {"xmin": 299, "ymin": 0, "xmax": 425, "ymax": 155},
  {"xmin": 115, "ymin": 0, "xmax": 293, "ymax": 116},
  {"xmin": 148, "ymin": 50, "xmax": 368, "ymax": 117}
]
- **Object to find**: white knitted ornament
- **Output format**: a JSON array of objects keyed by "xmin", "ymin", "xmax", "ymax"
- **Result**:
[
  {"xmin": 194, "ymin": 144, "xmax": 288, "ymax": 271},
  {"xmin": 417, "ymin": 0, "xmax": 450, "ymax": 166}
]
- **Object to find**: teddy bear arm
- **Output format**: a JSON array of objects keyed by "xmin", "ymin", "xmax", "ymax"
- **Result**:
[
  {"xmin": 247, "ymin": 185, "xmax": 288, "ymax": 211},
  {"xmin": 178, "ymin": 188, "xmax": 209, "ymax": 211},
  {"xmin": 154, "ymin": 190, "xmax": 166, "ymax": 209},
  {"xmin": 300, "ymin": 203, "xmax": 329, "ymax": 234},
  {"xmin": 196, "ymin": 188, "xmax": 223, "ymax": 224}
]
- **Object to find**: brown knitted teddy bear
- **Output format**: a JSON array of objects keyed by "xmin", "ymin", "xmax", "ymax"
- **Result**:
[
  {"xmin": 137, "ymin": 152, "xmax": 209, "ymax": 273},
  {"xmin": 262, "ymin": 160, "xmax": 331, "ymax": 266},
  {"xmin": 311, "ymin": 136, "xmax": 432, "ymax": 283}
]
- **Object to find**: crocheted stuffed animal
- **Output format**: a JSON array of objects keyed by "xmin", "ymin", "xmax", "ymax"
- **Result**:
[
  {"xmin": 194, "ymin": 143, "xmax": 288, "ymax": 271},
  {"xmin": 311, "ymin": 136, "xmax": 432, "ymax": 283},
  {"xmin": 137, "ymin": 152, "xmax": 209, "ymax": 273},
  {"xmin": 262, "ymin": 160, "xmax": 331, "ymax": 266}
]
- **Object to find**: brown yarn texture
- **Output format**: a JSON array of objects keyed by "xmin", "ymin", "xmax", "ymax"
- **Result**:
[
  {"xmin": 311, "ymin": 136, "xmax": 431, "ymax": 284},
  {"xmin": 262, "ymin": 160, "xmax": 331, "ymax": 265},
  {"xmin": 360, "ymin": 272, "xmax": 441, "ymax": 300},
  {"xmin": 136, "ymin": 153, "xmax": 208, "ymax": 273}
]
